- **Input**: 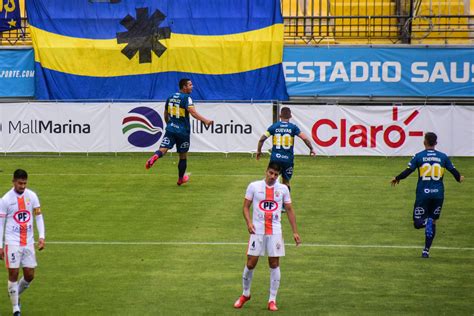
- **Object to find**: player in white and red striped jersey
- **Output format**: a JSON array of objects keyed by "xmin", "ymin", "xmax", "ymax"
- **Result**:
[
  {"xmin": 234, "ymin": 162, "xmax": 301, "ymax": 312},
  {"xmin": 0, "ymin": 169, "xmax": 45, "ymax": 316}
]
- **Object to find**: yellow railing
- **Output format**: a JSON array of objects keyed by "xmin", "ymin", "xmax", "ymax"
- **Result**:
[{"xmin": 1, "ymin": 0, "xmax": 473, "ymax": 46}]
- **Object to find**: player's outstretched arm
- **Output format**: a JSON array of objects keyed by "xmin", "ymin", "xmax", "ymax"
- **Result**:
[
  {"xmin": 298, "ymin": 132, "xmax": 316, "ymax": 156},
  {"xmin": 243, "ymin": 199, "xmax": 255, "ymax": 234},
  {"xmin": 256, "ymin": 135, "xmax": 268, "ymax": 160},
  {"xmin": 284, "ymin": 203, "xmax": 301, "ymax": 246},
  {"xmin": 447, "ymin": 165, "xmax": 464, "ymax": 183},
  {"xmin": 390, "ymin": 177, "xmax": 400, "ymax": 186},
  {"xmin": 189, "ymin": 107, "xmax": 213, "ymax": 126},
  {"xmin": 391, "ymin": 168, "xmax": 415, "ymax": 186}
]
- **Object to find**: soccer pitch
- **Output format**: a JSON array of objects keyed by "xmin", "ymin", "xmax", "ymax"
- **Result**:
[{"xmin": 0, "ymin": 154, "xmax": 472, "ymax": 315}]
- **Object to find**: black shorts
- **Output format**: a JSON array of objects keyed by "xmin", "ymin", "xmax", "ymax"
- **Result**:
[
  {"xmin": 413, "ymin": 197, "xmax": 444, "ymax": 221},
  {"xmin": 159, "ymin": 131, "xmax": 190, "ymax": 153}
]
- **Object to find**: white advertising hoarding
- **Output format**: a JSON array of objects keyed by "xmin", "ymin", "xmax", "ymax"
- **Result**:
[
  {"xmin": 288, "ymin": 105, "xmax": 474, "ymax": 156},
  {"xmin": 0, "ymin": 102, "xmax": 273, "ymax": 153},
  {"xmin": 0, "ymin": 103, "xmax": 472, "ymax": 156}
]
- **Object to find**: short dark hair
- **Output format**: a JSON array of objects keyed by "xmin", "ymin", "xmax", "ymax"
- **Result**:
[
  {"xmin": 280, "ymin": 107, "xmax": 292, "ymax": 119},
  {"xmin": 267, "ymin": 162, "xmax": 282, "ymax": 173},
  {"xmin": 179, "ymin": 78, "xmax": 191, "ymax": 89},
  {"xmin": 13, "ymin": 169, "xmax": 28, "ymax": 180},
  {"xmin": 425, "ymin": 132, "xmax": 437, "ymax": 146}
]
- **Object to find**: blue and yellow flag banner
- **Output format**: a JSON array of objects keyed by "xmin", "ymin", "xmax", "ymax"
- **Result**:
[
  {"xmin": 1, "ymin": 0, "xmax": 21, "ymax": 32},
  {"xmin": 26, "ymin": 0, "xmax": 288, "ymax": 100}
]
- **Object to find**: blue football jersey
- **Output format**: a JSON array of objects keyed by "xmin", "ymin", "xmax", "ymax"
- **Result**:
[
  {"xmin": 165, "ymin": 92, "xmax": 194, "ymax": 135},
  {"xmin": 407, "ymin": 149, "xmax": 456, "ymax": 199},
  {"xmin": 265, "ymin": 121, "xmax": 301, "ymax": 163}
]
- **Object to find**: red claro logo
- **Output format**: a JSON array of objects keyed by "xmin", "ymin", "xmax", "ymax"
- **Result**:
[
  {"xmin": 259, "ymin": 200, "xmax": 278, "ymax": 212},
  {"xmin": 14, "ymin": 210, "xmax": 31, "ymax": 224},
  {"xmin": 312, "ymin": 107, "xmax": 423, "ymax": 148}
]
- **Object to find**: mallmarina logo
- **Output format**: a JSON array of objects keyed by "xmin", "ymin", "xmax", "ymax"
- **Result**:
[
  {"xmin": 9, "ymin": 120, "xmax": 91, "ymax": 134},
  {"xmin": 122, "ymin": 107, "xmax": 163, "ymax": 148},
  {"xmin": 192, "ymin": 120, "xmax": 252, "ymax": 134}
]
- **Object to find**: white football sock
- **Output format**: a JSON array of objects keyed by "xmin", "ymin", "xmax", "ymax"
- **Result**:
[
  {"xmin": 8, "ymin": 281, "xmax": 20, "ymax": 312},
  {"xmin": 18, "ymin": 277, "xmax": 31, "ymax": 295},
  {"xmin": 242, "ymin": 266, "xmax": 254, "ymax": 297},
  {"xmin": 269, "ymin": 267, "xmax": 281, "ymax": 302}
]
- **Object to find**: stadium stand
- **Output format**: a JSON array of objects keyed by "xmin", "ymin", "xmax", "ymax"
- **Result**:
[
  {"xmin": 410, "ymin": 0, "xmax": 471, "ymax": 44},
  {"xmin": 1, "ymin": 0, "xmax": 473, "ymax": 46},
  {"xmin": 0, "ymin": 0, "xmax": 30, "ymax": 46},
  {"xmin": 282, "ymin": 0, "xmax": 474, "ymax": 44}
]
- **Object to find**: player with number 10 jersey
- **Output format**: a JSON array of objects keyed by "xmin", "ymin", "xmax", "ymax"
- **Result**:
[{"xmin": 256, "ymin": 107, "xmax": 315, "ymax": 191}]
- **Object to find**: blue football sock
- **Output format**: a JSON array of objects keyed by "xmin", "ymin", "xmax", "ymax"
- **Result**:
[
  {"xmin": 178, "ymin": 159, "xmax": 187, "ymax": 179},
  {"xmin": 154, "ymin": 150, "xmax": 164, "ymax": 158},
  {"xmin": 424, "ymin": 223, "xmax": 436, "ymax": 250}
]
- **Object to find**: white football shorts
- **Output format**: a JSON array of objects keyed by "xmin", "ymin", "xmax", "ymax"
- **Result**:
[
  {"xmin": 247, "ymin": 234, "xmax": 285, "ymax": 257},
  {"xmin": 4, "ymin": 244, "xmax": 37, "ymax": 269}
]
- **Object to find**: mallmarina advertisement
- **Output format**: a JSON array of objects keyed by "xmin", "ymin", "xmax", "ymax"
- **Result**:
[{"xmin": 0, "ymin": 102, "xmax": 272, "ymax": 153}]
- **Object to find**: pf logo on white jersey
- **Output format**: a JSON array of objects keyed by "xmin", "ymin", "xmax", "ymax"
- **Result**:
[
  {"xmin": 259, "ymin": 200, "xmax": 278, "ymax": 212},
  {"xmin": 14, "ymin": 210, "xmax": 31, "ymax": 224}
]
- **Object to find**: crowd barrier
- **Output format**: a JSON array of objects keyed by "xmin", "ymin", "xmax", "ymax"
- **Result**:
[{"xmin": 0, "ymin": 102, "xmax": 472, "ymax": 156}]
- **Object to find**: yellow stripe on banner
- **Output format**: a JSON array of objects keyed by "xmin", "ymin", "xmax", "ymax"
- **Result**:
[{"xmin": 30, "ymin": 24, "xmax": 284, "ymax": 77}]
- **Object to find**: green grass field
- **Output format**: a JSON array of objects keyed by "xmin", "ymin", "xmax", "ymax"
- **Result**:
[{"xmin": 0, "ymin": 154, "xmax": 472, "ymax": 315}]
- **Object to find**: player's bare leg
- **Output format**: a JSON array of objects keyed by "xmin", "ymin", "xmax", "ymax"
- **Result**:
[
  {"xmin": 177, "ymin": 152, "xmax": 190, "ymax": 185},
  {"xmin": 234, "ymin": 256, "xmax": 259, "ymax": 308},
  {"xmin": 8, "ymin": 269, "xmax": 20, "ymax": 315},
  {"xmin": 267, "ymin": 257, "xmax": 280, "ymax": 311},
  {"xmin": 145, "ymin": 148, "xmax": 168, "ymax": 169}
]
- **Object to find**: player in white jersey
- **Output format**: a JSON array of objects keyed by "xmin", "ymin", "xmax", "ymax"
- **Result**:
[
  {"xmin": 0, "ymin": 169, "xmax": 45, "ymax": 316},
  {"xmin": 234, "ymin": 162, "xmax": 301, "ymax": 312}
]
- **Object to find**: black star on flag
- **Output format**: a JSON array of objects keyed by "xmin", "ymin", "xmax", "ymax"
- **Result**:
[{"xmin": 116, "ymin": 8, "xmax": 171, "ymax": 64}]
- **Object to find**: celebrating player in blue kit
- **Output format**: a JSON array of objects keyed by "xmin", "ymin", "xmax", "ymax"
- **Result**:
[
  {"xmin": 145, "ymin": 79, "xmax": 213, "ymax": 185},
  {"xmin": 391, "ymin": 132, "xmax": 464, "ymax": 258},
  {"xmin": 256, "ymin": 107, "xmax": 315, "ymax": 192}
]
